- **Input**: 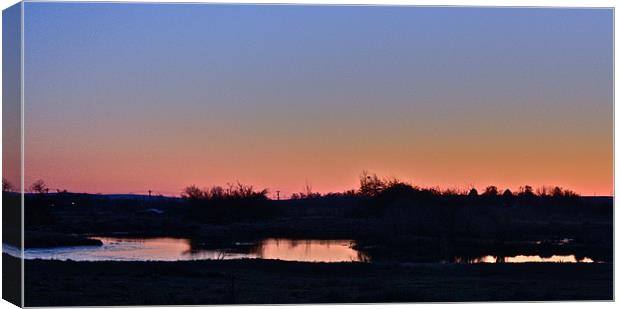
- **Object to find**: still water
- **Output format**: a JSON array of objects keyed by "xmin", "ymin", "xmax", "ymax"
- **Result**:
[
  {"xmin": 14, "ymin": 237, "xmax": 368, "ymax": 262},
  {"xmin": 453, "ymin": 255, "xmax": 595, "ymax": 263},
  {"xmin": 5, "ymin": 237, "xmax": 598, "ymax": 263}
]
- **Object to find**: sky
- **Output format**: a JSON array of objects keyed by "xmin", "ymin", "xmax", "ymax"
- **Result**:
[
  {"xmin": 20, "ymin": 3, "xmax": 613, "ymax": 197},
  {"xmin": 3, "ymin": 3, "xmax": 21, "ymax": 191}
]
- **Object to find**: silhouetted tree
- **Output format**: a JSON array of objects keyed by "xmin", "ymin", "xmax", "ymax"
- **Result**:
[
  {"xmin": 182, "ymin": 185, "xmax": 205, "ymax": 200},
  {"xmin": 182, "ymin": 182, "xmax": 268, "ymax": 201},
  {"xmin": 482, "ymin": 186, "xmax": 498, "ymax": 196},
  {"xmin": 502, "ymin": 189, "xmax": 514, "ymax": 206},
  {"xmin": 30, "ymin": 179, "xmax": 48, "ymax": 194},
  {"xmin": 292, "ymin": 182, "xmax": 322, "ymax": 199},
  {"xmin": 210, "ymin": 186, "xmax": 225, "ymax": 199},
  {"xmin": 182, "ymin": 182, "xmax": 270, "ymax": 223},
  {"xmin": 304, "ymin": 182, "xmax": 314, "ymax": 197},
  {"xmin": 562, "ymin": 189, "xmax": 579, "ymax": 198},
  {"xmin": 549, "ymin": 186, "xmax": 579, "ymax": 199},
  {"xmin": 442, "ymin": 188, "xmax": 461, "ymax": 196},
  {"xmin": 359, "ymin": 171, "xmax": 386, "ymax": 197},
  {"xmin": 2, "ymin": 178, "xmax": 15, "ymax": 192},
  {"xmin": 468, "ymin": 188, "xmax": 478, "ymax": 197},
  {"xmin": 518, "ymin": 185, "xmax": 535, "ymax": 197},
  {"xmin": 551, "ymin": 186, "xmax": 564, "ymax": 197},
  {"xmin": 226, "ymin": 182, "xmax": 269, "ymax": 200},
  {"xmin": 537, "ymin": 186, "xmax": 553, "ymax": 197}
]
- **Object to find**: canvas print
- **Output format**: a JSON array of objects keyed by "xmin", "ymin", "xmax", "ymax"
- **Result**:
[{"xmin": 1, "ymin": 1, "xmax": 613, "ymax": 306}]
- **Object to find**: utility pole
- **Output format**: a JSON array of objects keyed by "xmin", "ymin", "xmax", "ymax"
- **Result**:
[{"xmin": 276, "ymin": 190, "xmax": 280, "ymax": 201}]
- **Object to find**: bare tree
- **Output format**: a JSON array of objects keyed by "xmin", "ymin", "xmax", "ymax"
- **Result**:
[
  {"xmin": 304, "ymin": 181, "xmax": 313, "ymax": 197},
  {"xmin": 359, "ymin": 171, "xmax": 385, "ymax": 197},
  {"xmin": 181, "ymin": 185, "xmax": 205, "ymax": 199},
  {"xmin": 2, "ymin": 178, "xmax": 15, "ymax": 192},
  {"xmin": 30, "ymin": 179, "xmax": 48, "ymax": 194}
]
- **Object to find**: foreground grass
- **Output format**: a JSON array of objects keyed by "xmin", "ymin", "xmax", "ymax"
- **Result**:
[{"xmin": 20, "ymin": 254, "xmax": 612, "ymax": 306}]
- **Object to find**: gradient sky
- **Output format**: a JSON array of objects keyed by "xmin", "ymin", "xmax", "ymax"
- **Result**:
[{"xmin": 22, "ymin": 3, "xmax": 613, "ymax": 197}]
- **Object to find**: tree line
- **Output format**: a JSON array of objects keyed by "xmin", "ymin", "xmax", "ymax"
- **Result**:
[{"xmin": 3, "ymin": 172, "xmax": 580, "ymax": 200}]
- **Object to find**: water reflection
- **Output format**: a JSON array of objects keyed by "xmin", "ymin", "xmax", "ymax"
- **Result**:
[
  {"xmin": 252, "ymin": 238, "xmax": 369, "ymax": 262},
  {"xmin": 454, "ymin": 255, "xmax": 595, "ymax": 264},
  {"xmin": 16, "ymin": 237, "xmax": 369, "ymax": 263},
  {"xmin": 9, "ymin": 237, "xmax": 598, "ymax": 264}
]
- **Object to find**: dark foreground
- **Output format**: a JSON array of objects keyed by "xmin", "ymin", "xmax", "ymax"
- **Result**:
[
  {"xmin": 20, "ymin": 254, "xmax": 612, "ymax": 306},
  {"xmin": 5, "ymin": 185, "xmax": 613, "ymax": 305}
]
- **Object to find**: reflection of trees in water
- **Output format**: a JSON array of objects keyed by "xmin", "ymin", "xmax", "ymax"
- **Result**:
[
  {"xmin": 357, "ymin": 251, "xmax": 371, "ymax": 262},
  {"xmin": 184, "ymin": 237, "xmax": 603, "ymax": 264},
  {"xmin": 184, "ymin": 238, "xmax": 260, "ymax": 259},
  {"xmin": 215, "ymin": 250, "xmax": 229, "ymax": 260},
  {"xmin": 575, "ymin": 253, "xmax": 587, "ymax": 262},
  {"xmin": 447, "ymin": 255, "xmax": 506, "ymax": 264},
  {"xmin": 247, "ymin": 241, "xmax": 265, "ymax": 257},
  {"xmin": 451, "ymin": 254, "xmax": 601, "ymax": 264},
  {"xmin": 249, "ymin": 239, "xmax": 360, "ymax": 259},
  {"xmin": 187, "ymin": 238, "xmax": 372, "ymax": 262}
]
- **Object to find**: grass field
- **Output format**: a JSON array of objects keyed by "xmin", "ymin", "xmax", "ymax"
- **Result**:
[{"xmin": 20, "ymin": 254, "xmax": 612, "ymax": 306}]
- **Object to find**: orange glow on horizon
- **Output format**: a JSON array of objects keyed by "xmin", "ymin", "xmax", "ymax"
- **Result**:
[{"xmin": 19, "ymin": 168, "xmax": 612, "ymax": 198}]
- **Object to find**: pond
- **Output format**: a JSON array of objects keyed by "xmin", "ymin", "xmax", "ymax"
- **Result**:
[
  {"xmin": 5, "ymin": 237, "xmax": 600, "ymax": 264},
  {"xmin": 12, "ymin": 237, "xmax": 369, "ymax": 263},
  {"xmin": 453, "ymin": 255, "xmax": 596, "ymax": 264}
]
